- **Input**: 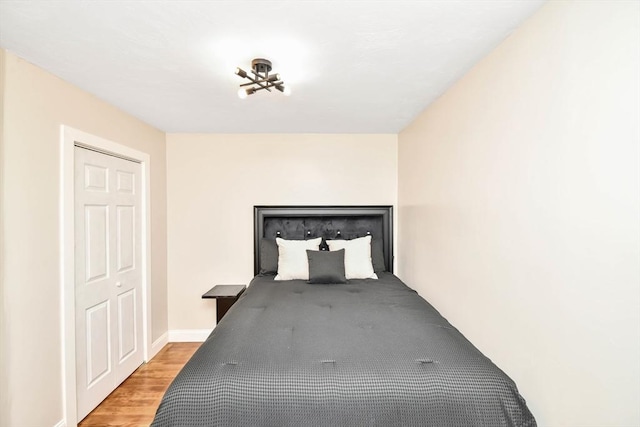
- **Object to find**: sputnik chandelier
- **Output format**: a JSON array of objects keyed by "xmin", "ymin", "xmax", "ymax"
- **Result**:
[{"xmin": 235, "ymin": 58, "xmax": 291, "ymax": 98}]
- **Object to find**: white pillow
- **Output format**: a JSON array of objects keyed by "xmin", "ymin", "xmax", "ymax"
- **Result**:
[
  {"xmin": 326, "ymin": 235, "xmax": 378, "ymax": 280},
  {"xmin": 274, "ymin": 237, "xmax": 322, "ymax": 281}
]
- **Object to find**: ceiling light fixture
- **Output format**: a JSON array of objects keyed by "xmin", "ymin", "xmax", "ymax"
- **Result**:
[{"xmin": 235, "ymin": 58, "xmax": 291, "ymax": 98}]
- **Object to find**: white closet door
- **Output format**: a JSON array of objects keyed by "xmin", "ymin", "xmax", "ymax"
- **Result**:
[{"xmin": 74, "ymin": 146, "xmax": 143, "ymax": 420}]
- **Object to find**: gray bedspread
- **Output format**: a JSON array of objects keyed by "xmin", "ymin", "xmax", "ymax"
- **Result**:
[{"xmin": 152, "ymin": 273, "xmax": 535, "ymax": 426}]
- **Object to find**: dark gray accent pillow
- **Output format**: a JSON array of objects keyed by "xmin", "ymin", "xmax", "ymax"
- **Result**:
[
  {"xmin": 371, "ymin": 239, "xmax": 386, "ymax": 272},
  {"xmin": 259, "ymin": 238, "xmax": 278, "ymax": 275},
  {"xmin": 306, "ymin": 249, "xmax": 347, "ymax": 284}
]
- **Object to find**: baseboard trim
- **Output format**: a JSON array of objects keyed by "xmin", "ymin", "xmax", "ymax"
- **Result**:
[
  {"xmin": 53, "ymin": 419, "xmax": 66, "ymax": 427},
  {"xmin": 150, "ymin": 332, "xmax": 169, "ymax": 359},
  {"xmin": 168, "ymin": 328, "xmax": 214, "ymax": 342}
]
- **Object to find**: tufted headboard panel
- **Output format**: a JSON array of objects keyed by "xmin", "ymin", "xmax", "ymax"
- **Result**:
[{"xmin": 253, "ymin": 206, "xmax": 393, "ymax": 276}]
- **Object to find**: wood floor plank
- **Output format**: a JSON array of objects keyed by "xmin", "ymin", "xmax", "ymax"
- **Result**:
[{"xmin": 79, "ymin": 342, "xmax": 200, "ymax": 427}]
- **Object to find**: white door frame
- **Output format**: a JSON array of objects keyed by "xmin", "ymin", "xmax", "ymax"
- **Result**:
[{"xmin": 60, "ymin": 125, "xmax": 152, "ymax": 427}]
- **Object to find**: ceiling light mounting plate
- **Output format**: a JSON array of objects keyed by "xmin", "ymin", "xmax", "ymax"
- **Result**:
[{"xmin": 251, "ymin": 58, "xmax": 272, "ymax": 74}]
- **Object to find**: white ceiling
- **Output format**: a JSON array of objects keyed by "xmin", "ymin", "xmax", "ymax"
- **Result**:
[{"xmin": 0, "ymin": 0, "xmax": 544, "ymax": 133}]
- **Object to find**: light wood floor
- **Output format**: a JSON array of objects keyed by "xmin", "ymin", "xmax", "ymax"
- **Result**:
[{"xmin": 79, "ymin": 342, "xmax": 201, "ymax": 427}]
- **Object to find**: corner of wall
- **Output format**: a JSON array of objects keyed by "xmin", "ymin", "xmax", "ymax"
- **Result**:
[{"xmin": 0, "ymin": 47, "xmax": 9, "ymax": 427}]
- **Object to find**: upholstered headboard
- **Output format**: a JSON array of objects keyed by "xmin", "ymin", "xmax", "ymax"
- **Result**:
[{"xmin": 253, "ymin": 206, "xmax": 393, "ymax": 276}]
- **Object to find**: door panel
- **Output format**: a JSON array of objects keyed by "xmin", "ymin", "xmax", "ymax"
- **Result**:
[
  {"xmin": 84, "ymin": 164, "xmax": 108, "ymax": 192},
  {"xmin": 116, "ymin": 205, "xmax": 135, "ymax": 272},
  {"xmin": 75, "ymin": 146, "xmax": 143, "ymax": 421},
  {"xmin": 116, "ymin": 170, "xmax": 135, "ymax": 194},
  {"xmin": 85, "ymin": 205, "xmax": 109, "ymax": 282},
  {"xmin": 117, "ymin": 289, "xmax": 137, "ymax": 361},
  {"xmin": 85, "ymin": 301, "xmax": 111, "ymax": 387}
]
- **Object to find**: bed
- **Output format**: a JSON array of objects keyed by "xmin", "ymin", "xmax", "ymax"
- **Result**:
[{"xmin": 152, "ymin": 206, "xmax": 535, "ymax": 426}]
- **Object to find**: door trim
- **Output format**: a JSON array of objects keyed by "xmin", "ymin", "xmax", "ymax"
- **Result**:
[{"xmin": 60, "ymin": 126, "xmax": 153, "ymax": 426}]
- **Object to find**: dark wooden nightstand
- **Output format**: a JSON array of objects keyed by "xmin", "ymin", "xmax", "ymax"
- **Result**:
[{"xmin": 202, "ymin": 284, "xmax": 246, "ymax": 323}]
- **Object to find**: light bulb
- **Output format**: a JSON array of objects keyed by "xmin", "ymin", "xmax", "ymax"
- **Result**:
[
  {"xmin": 283, "ymin": 86, "xmax": 292, "ymax": 96},
  {"xmin": 237, "ymin": 88, "xmax": 248, "ymax": 99}
]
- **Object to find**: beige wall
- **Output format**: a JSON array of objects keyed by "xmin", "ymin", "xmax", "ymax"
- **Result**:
[
  {"xmin": 0, "ymin": 48, "xmax": 8, "ymax": 427},
  {"xmin": 1, "ymin": 50, "xmax": 168, "ymax": 426},
  {"xmin": 398, "ymin": 1, "xmax": 639, "ymax": 426},
  {"xmin": 166, "ymin": 133, "xmax": 397, "ymax": 330}
]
